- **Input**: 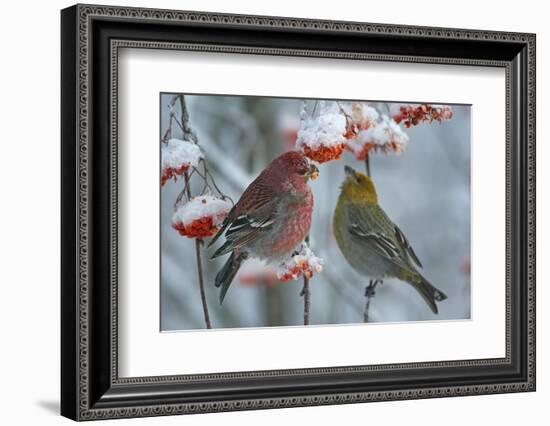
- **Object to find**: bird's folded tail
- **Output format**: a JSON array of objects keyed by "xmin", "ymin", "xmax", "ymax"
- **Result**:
[
  {"xmin": 406, "ymin": 272, "xmax": 448, "ymax": 314},
  {"xmin": 215, "ymin": 252, "xmax": 248, "ymax": 304}
]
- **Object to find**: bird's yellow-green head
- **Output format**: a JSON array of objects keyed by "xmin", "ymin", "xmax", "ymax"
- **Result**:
[{"xmin": 340, "ymin": 165, "xmax": 378, "ymax": 204}]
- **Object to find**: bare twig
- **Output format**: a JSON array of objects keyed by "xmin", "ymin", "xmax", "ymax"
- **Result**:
[
  {"xmin": 299, "ymin": 100, "xmax": 308, "ymax": 125},
  {"xmin": 178, "ymin": 95, "xmax": 212, "ymax": 329},
  {"xmin": 311, "ymin": 100, "xmax": 319, "ymax": 117},
  {"xmin": 298, "ymin": 106, "xmax": 311, "ymax": 326},
  {"xmin": 363, "ymin": 279, "xmax": 381, "ymax": 323},
  {"xmin": 161, "ymin": 112, "xmax": 174, "ymax": 144},
  {"xmin": 336, "ymin": 101, "xmax": 354, "ymax": 130},
  {"xmin": 192, "ymin": 159, "xmax": 234, "ymax": 204},
  {"xmin": 207, "ymin": 165, "xmax": 234, "ymax": 203},
  {"xmin": 300, "ymin": 276, "xmax": 310, "ymax": 326},
  {"xmin": 365, "ymin": 155, "xmax": 371, "ymax": 177},
  {"xmin": 363, "ymin": 151, "xmax": 373, "ymax": 320},
  {"xmin": 173, "ymin": 168, "xmax": 196, "ymax": 209},
  {"xmin": 183, "ymin": 171, "xmax": 212, "ymax": 329},
  {"xmin": 161, "ymin": 98, "xmax": 179, "ymax": 144},
  {"xmin": 177, "ymin": 96, "xmax": 198, "ymax": 143},
  {"xmin": 300, "ymin": 235, "xmax": 311, "ymax": 326}
]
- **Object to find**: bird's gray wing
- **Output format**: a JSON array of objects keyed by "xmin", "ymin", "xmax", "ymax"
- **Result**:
[
  {"xmin": 210, "ymin": 199, "xmax": 280, "ymax": 258},
  {"xmin": 208, "ymin": 170, "xmax": 278, "ymax": 248},
  {"xmin": 346, "ymin": 203, "xmax": 417, "ymax": 272},
  {"xmin": 394, "ymin": 224, "xmax": 423, "ymax": 268}
]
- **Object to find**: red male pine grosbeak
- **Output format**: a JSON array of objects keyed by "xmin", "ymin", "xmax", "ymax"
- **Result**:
[{"xmin": 209, "ymin": 151, "xmax": 319, "ymax": 304}]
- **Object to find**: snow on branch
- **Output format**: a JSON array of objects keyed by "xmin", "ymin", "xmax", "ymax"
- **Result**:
[
  {"xmin": 295, "ymin": 100, "xmax": 454, "ymax": 163},
  {"xmin": 161, "ymin": 138, "xmax": 204, "ymax": 186},
  {"xmin": 276, "ymin": 242, "xmax": 325, "ymax": 282},
  {"xmin": 346, "ymin": 115, "xmax": 409, "ymax": 160},
  {"xmin": 172, "ymin": 195, "xmax": 231, "ymax": 239},
  {"xmin": 389, "ymin": 103, "xmax": 453, "ymax": 128},
  {"xmin": 296, "ymin": 101, "xmax": 347, "ymax": 163}
]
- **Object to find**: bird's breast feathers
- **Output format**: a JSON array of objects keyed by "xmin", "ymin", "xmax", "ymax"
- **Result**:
[{"xmin": 260, "ymin": 189, "xmax": 313, "ymax": 261}]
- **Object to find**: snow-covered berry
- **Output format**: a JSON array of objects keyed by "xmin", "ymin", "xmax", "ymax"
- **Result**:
[
  {"xmin": 345, "ymin": 115, "xmax": 409, "ymax": 160},
  {"xmin": 390, "ymin": 103, "xmax": 453, "ymax": 128},
  {"xmin": 161, "ymin": 138, "xmax": 203, "ymax": 186},
  {"xmin": 171, "ymin": 195, "xmax": 231, "ymax": 238},
  {"xmin": 344, "ymin": 102, "xmax": 379, "ymax": 137},
  {"xmin": 276, "ymin": 243, "xmax": 324, "ymax": 282},
  {"xmin": 296, "ymin": 102, "xmax": 347, "ymax": 163}
]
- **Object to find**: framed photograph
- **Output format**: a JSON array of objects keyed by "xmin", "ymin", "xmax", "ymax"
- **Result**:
[{"xmin": 61, "ymin": 4, "xmax": 536, "ymax": 421}]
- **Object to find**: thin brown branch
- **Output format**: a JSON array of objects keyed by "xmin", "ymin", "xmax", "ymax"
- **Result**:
[
  {"xmin": 336, "ymin": 101, "xmax": 354, "ymax": 130},
  {"xmin": 194, "ymin": 237, "xmax": 211, "ymax": 328},
  {"xmin": 177, "ymin": 96, "xmax": 198, "ymax": 143},
  {"xmin": 176, "ymin": 94, "xmax": 211, "ymax": 329},
  {"xmin": 300, "ymin": 276, "xmax": 310, "ymax": 326},
  {"xmin": 363, "ymin": 279, "xmax": 380, "ymax": 323},
  {"xmin": 300, "ymin": 236, "xmax": 311, "ymax": 325},
  {"xmin": 362, "ymin": 154, "xmax": 374, "ymax": 322},
  {"xmin": 205, "ymin": 161, "xmax": 234, "ymax": 203},
  {"xmin": 365, "ymin": 154, "xmax": 371, "ymax": 177},
  {"xmin": 184, "ymin": 171, "xmax": 212, "ymax": 329},
  {"xmin": 363, "ymin": 297, "xmax": 371, "ymax": 323},
  {"xmin": 197, "ymin": 160, "xmax": 212, "ymax": 196},
  {"xmin": 161, "ymin": 112, "xmax": 174, "ymax": 144},
  {"xmin": 173, "ymin": 168, "xmax": 196, "ymax": 209}
]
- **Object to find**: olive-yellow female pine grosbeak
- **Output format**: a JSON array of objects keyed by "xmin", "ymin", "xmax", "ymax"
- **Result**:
[
  {"xmin": 209, "ymin": 151, "xmax": 319, "ymax": 304},
  {"xmin": 333, "ymin": 165, "xmax": 447, "ymax": 314}
]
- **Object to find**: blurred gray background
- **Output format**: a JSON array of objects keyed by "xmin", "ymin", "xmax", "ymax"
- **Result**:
[{"xmin": 160, "ymin": 94, "xmax": 471, "ymax": 331}]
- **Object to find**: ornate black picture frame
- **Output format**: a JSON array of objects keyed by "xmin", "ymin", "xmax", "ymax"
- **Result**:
[{"xmin": 61, "ymin": 4, "xmax": 536, "ymax": 421}]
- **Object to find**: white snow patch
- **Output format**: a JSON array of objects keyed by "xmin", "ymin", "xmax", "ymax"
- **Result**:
[
  {"xmin": 172, "ymin": 195, "xmax": 231, "ymax": 226},
  {"xmin": 346, "ymin": 115, "xmax": 409, "ymax": 157},
  {"xmin": 162, "ymin": 138, "xmax": 203, "ymax": 171},
  {"xmin": 296, "ymin": 101, "xmax": 346, "ymax": 150},
  {"xmin": 276, "ymin": 242, "xmax": 324, "ymax": 281},
  {"xmin": 349, "ymin": 102, "xmax": 379, "ymax": 129}
]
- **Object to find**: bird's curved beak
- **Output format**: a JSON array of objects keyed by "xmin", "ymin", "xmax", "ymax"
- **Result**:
[
  {"xmin": 306, "ymin": 164, "xmax": 319, "ymax": 180},
  {"xmin": 344, "ymin": 165, "xmax": 356, "ymax": 178}
]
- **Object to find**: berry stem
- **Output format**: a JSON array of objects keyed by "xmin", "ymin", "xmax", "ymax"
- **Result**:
[
  {"xmin": 194, "ymin": 237, "xmax": 211, "ymax": 329},
  {"xmin": 363, "ymin": 279, "xmax": 380, "ymax": 323},
  {"xmin": 184, "ymin": 170, "xmax": 212, "ymax": 329},
  {"xmin": 301, "ymin": 276, "xmax": 310, "ymax": 326},
  {"xmin": 300, "ymin": 236, "xmax": 311, "ymax": 325},
  {"xmin": 363, "ymin": 300, "xmax": 370, "ymax": 323},
  {"xmin": 363, "ymin": 280, "xmax": 378, "ymax": 322},
  {"xmin": 365, "ymin": 154, "xmax": 371, "ymax": 177},
  {"xmin": 363, "ymin": 155, "xmax": 373, "ymax": 322},
  {"xmin": 177, "ymin": 94, "xmax": 212, "ymax": 329}
]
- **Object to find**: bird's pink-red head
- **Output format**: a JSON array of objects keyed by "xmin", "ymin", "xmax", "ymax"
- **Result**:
[{"xmin": 273, "ymin": 151, "xmax": 319, "ymax": 181}]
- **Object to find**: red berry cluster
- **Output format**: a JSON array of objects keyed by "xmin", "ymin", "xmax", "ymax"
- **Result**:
[
  {"xmin": 161, "ymin": 164, "xmax": 190, "ymax": 186},
  {"xmin": 393, "ymin": 104, "xmax": 453, "ymax": 128},
  {"xmin": 277, "ymin": 263, "xmax": 309, "ymax": 282},
  {"xmin": 302, "ymin": 143, "xmax": 346, "ymax": 163},
  {"xmin": 172, "ymin": 216, "xmax": 220, "ymax": 239}
]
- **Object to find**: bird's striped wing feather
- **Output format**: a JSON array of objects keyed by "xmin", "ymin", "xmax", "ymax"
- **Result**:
[
  {"xmin": 208, "ymin": 170, "xmax": 279, "ymax": 249},
  {"xmin": 349, "ymin": 224, "xmax": 400, "ymax": 258},
  {"xmin": 211, "ymin": 199, "xmax": 279, "ymax": 258},
  {"xmin": 394, "ymin": 225, "xmax": 423, "ymax": 268},
  {"xmin": 347, "ymin": 204, "xmax": 421, "ymax": 272}
]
